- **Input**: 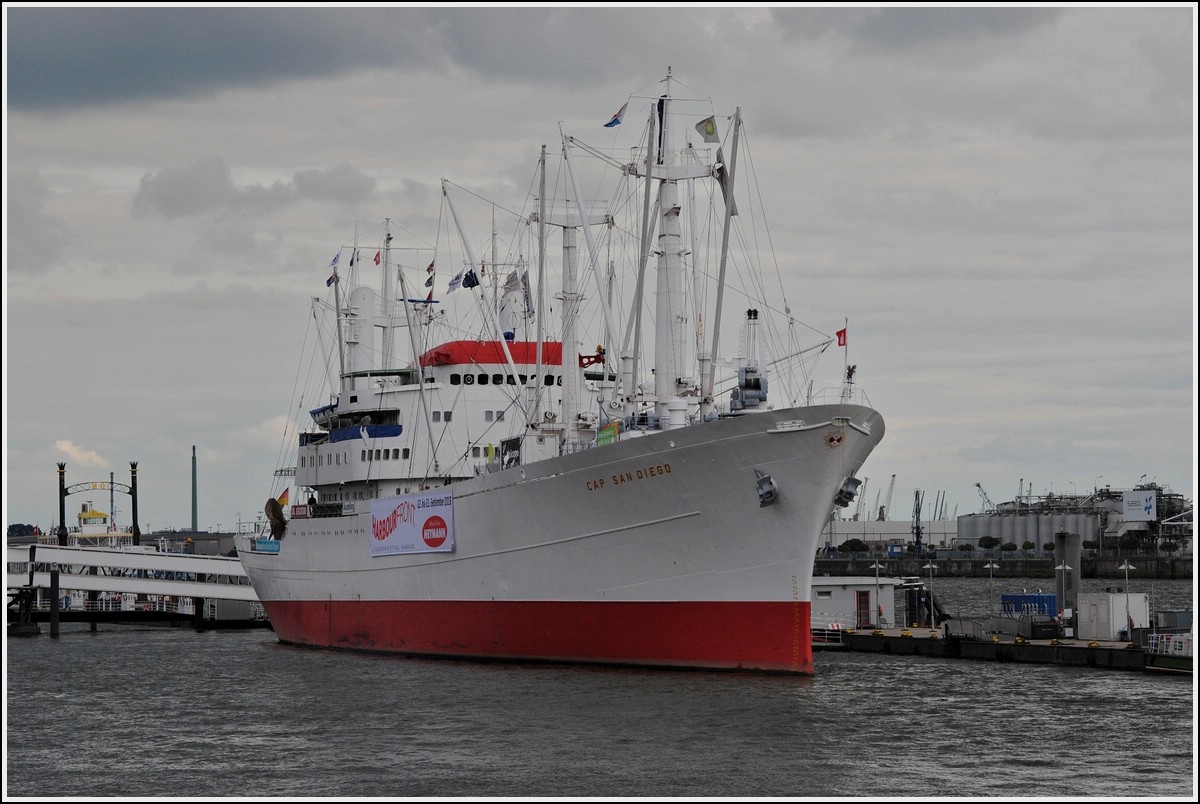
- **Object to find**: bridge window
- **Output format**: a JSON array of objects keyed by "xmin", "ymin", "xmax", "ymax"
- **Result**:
[
  {"xmin": 478, "ymin": 373, "xmax": 489, "ymax": 385},
  {"xmin": 472, "ymin": 446, "xmax": 481, "ymax": 457},
  {"xmin": 444, "ymin": 411, "xmax": 452, "ymax": 422},
  {"xmin": 485, "ymin": 410, "xmax": 493, "ymax": 422},
  {"xmin": 433, "ymin": 411, "xmax": 441, "ymax": 422},
  {"xmin": 361, "ymin": 450, "xmax": 367, "ymax": 462},
  {"xmin": 450, "ymin": 373, "xmax": 462, "ymax": 385},
  {"xmin": 402, "ymin": 448, "xmax": 410, "ymax": 459},
  {"xmin": 544, "ymin": 375, "xmax": 555, "ymax": 386},
  {"xmin": 463, "ymin": 374, "xmax": 475, "ymax": 385},
  {"xmin": 493, "ymin": 374, "xmax": 503, "ymax": 385},
  {"xmin": 495, "ymin": 410, "xmax": 504, "ymax": 421},
  {"xmin": 392, "ymin": 449, "xmax": 399, "ymax": 459}
]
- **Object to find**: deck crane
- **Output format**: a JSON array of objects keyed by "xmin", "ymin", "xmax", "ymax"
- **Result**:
[
  {"xmin": 853, "ymin": 477, "xmax": 870, "ymax": 521},
  {"xmin": 878, "ymin": 474, "xmax": 896, "ymax": 521},
  {"xmin": 975, "ymin": 482, "xmax": 995, "ymax": 513}
]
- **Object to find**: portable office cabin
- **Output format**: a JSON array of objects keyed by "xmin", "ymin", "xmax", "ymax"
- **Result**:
[{"xmin": 1077, "ymin": 591, "xmax": 1150, "ymax": 641}]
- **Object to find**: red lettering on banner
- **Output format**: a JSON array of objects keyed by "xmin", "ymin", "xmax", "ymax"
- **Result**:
[{"xmin": 373, "ymin": 500, "xmax": 416, "ymax": 541}]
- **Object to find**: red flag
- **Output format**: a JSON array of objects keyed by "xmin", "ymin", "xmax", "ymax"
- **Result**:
[
  {"xmin": 836, "ymin": 328, "xmax": 847, "ymax": 347},
  {"xmin": 426, "ymin": 289, "xmax": 433, "ymax": 302},
  {"xmin": 374, "ymin": 251, "xmax": 381, "ymax": 266}
]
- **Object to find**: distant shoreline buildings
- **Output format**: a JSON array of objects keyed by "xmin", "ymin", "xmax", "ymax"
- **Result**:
[{"xmin": 827, "ymin": 481, "xmax": 1192, "ymax": 558}]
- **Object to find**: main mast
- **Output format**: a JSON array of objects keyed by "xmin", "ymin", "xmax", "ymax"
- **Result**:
[{"xmin": 645, "ymin": 72, "xmax": 713, "ymax": 428}]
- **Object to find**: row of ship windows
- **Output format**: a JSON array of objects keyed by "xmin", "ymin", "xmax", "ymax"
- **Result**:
[
  {"xmin": 301, "ymin": 442, "xmax": 501, "ymax": 467},
  {"xmin": 429, "ymin": 410, "xmax": 508, "ymax": 422},
  {"xmin": 449, "ymin": 373, "xmax": 562, "ymax": 387},
  {"xmin": 301, "ymin": 449, "xmax": 411, "ymax": 467}
]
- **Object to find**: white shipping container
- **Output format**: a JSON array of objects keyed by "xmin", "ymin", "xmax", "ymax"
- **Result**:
[{"xmin": 1077, "ymin": 591, "xmax": 1149, "ymax": 641}]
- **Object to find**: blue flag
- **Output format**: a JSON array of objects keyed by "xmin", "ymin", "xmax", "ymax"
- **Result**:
[
  {"xmin": 603, "ymin": 102, "xmax": 627, "ymax": 128},
  {"xmin": 329, "ymin": 252, "xmax": 340, "ymax": 267}
]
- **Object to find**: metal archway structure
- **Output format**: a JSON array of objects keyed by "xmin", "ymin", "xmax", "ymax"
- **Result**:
[{"xmin": 56, "ymin": 462, "xmax": 141, "ymax": 546}]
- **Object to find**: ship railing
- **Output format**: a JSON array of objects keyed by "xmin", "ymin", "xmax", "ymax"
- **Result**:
[
  {"xmin": 811, "ymin": 626, "xmax": 845, "ymax": 645},
  {"xmin": 22, "ymin": 595, "xmax": 269, "ymax": 621},
  {"xmin": 305, "ymin": 502, "xmax": 344, "ymax": 519},
  {"xmin": 26, "ymin": 595, "xmax": 202, "ymax": 615},
  {"xmin": 1146, "ymin": 632, "xmax": 1192, "ymax": 655},
  {"xmin": 807, "ymin": 387, "xmax": 874, "ymax": 408}
]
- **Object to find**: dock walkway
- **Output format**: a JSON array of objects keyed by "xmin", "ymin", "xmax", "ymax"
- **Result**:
[
  {"xmin": 831, "ymin": 625, "xmax": 1180, "ymax": 673},
  {"xmin": 6, "ymin": 543, "xmax": 266, "ymax": 633}
]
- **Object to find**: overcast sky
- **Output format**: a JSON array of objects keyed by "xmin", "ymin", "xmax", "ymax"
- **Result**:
[{"xmin": 4, "ymin": 4, "xmax": 1196, "ymax": 537}]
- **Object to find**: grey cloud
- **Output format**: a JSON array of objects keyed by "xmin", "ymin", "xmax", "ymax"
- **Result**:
[
  {"xmin": 293, "ymin": 163, "xmax": 376, "ymax": 205},
  {"xmin": 7, "ymin": 7, "xmax": 717, "ymax": 111},
  {"xmin": 132, "ymin": 156, "xmax": 240, "ymax": 217},
  {"xmin": 6, "ymin": 7, "xmax": 439, "ymax": 110},
  {"xmin": 772, "ymin": 7, "xmax": 1059, "ymax": 48},
  {"xmin": 852, "ymin": 8, "xmax": 1060, "ymax": 48},
  {"xmin": 6, "ymin": 171, "xmax": 69, "ymax": 272},
  {"xmin": 132, "ymin": 159, "xmax": 375, "ymax": 218}
]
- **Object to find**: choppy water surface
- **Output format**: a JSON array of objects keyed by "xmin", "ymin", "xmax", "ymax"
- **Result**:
[{"xmin": 5, "ymin": 577, "xmax": 1195, "ymax": 798}]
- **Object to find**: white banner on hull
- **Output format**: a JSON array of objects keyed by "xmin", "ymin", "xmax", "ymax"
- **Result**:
[{"xmin": 370, "ymin": 490, "xmax": 455, "ymax": 556}]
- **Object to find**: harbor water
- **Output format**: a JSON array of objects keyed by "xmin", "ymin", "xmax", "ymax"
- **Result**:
[{"xmin": 5, "ymin": 577, "xmax": 1195, "ymax": 798}]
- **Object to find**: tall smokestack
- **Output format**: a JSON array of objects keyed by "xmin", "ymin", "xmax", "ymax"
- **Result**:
[
  {"xmin": 130, "ymin": 462, "xmax": 140, "ymax": 546},
  {"xmin": 191, "ymin": 445, "xmax": 198, "ymax": 532}
]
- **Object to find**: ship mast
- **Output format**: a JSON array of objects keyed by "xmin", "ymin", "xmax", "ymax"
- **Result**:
[{"xmin": 647, "ymin": 73, "xmax": 718, "ymax": 428}]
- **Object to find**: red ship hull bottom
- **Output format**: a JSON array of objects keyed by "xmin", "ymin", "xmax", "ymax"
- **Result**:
[{"xmin": 264, "ymin": 599, "xmax": 816, "ymax": 675}]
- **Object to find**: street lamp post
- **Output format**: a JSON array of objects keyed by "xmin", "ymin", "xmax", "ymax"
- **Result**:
[
  {"xmin": 922, "ymin": 561, "xmax": 938, "ymax": 629},
  {"xmin": 983, "ymin": 561, "xmax": 999, "ymax": 616},
  {"xmin": 869, "ymin": 562, "xmax": 885, "ymax": 626},
  {"xmin": 1055, "ymin": 561, "xmax": 1072, "ymax": 637},
  {"xmin": 1118, "ymin": 560, "xmax": 1135, "ymax": 642}
]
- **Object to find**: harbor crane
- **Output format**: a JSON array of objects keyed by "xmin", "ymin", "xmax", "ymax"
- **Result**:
[
  {"xmin": 912, "ymin": 489, "xmax": 925, "ymax": 553},
  {"xmin": 878, "ymin": 474, "xmax": 896, "ymax": 521},
  {"xmin": 975, "ymin": 482, "xmax": 995, "ymax": 513},
  {"xmin": 853, "ymin": 477, "xmax": 870, "ymax": 521}
]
